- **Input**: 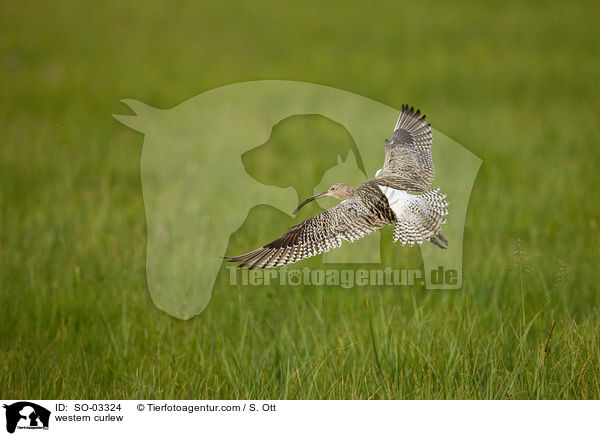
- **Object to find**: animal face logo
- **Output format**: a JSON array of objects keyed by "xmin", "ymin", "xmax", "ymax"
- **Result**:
[
  {"xmin": 114, "ymin": 80, "xmax": 481, "ymax": 319},
  {"xmin": 3, "ymin": 402, "xmax": 50, "ymax": 433}
]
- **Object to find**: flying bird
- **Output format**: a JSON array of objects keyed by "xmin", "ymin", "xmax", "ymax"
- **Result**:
[{"xmin": 225, "ymin": 105, "xmax": 448, "ymax": 269}]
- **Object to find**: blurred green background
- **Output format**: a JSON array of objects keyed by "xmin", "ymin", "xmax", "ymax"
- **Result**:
[{"xmin": 1, "ymin": 0, "xmax": 599, "ymax": 398}]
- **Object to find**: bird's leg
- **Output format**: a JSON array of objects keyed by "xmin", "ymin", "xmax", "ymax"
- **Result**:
[{"xmin": 429, "ymin": 236, "xmax": 447, "ymax": 249}]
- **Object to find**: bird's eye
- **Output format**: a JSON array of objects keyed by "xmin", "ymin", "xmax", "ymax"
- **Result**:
[{"xmin": 331, "ymin": 187, "xmax": 335, "ymax": 191}]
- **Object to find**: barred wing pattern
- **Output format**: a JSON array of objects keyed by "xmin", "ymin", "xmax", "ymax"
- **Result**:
[
  {"xmin": 225, "ymin": 196, "xmax": 388, "ymax": 269},
  {"xmin": 375, "ymin": 105, "xmax": 434, "ymax": 192}
]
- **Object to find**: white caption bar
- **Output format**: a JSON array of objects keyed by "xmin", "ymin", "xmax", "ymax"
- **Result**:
[{"xmin": 0, "ymin": 400, "xmax": 597, "ymax": 435}]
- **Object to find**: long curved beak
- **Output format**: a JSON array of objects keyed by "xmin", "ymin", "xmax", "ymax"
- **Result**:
[{"xmin": 293, "ymin": 191, "xmax": 329, "ymax": 215}]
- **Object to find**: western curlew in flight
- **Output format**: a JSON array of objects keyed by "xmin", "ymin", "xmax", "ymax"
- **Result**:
[{"xmin": 225, "ymin": 105, "xmax": 448, "ymax": 269}]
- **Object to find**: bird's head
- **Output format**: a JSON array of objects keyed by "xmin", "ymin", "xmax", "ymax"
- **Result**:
[{"xmin": 293, "ymin": 183, "xmax": 356, "ymax": 215}]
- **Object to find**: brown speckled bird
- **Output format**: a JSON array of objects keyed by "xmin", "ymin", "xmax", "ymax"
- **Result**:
[{"xmin": 225, "ymin": 105, "xmax": 448, "ymax": 269}]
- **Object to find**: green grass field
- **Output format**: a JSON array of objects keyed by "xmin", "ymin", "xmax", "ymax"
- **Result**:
[{"xmin": 1, "ymin": 0, "xmax": 599, "ymax": 399}]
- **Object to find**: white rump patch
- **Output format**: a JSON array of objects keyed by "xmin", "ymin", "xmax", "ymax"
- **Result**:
[{"xmin": 378, "ymin": 185, "xmax": 414, "ymax": 219}]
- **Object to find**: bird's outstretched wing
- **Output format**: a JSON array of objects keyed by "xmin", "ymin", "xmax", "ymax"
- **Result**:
[
  {"xmin": 375, "ymin": 105, "xmax": 434, "ymax": 192},
  {"xmin": 225, "ymin": 197, "xmax": 385, "ymax": 269}
]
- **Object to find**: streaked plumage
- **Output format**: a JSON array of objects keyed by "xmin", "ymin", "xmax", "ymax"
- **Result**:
[{"xmin": 226, "ymin": 105, "xmax": 448, "ymax": 269}]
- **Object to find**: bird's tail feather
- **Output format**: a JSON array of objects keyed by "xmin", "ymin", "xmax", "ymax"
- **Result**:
[{"xmin": 392, "ymin": 187, "xmax": 448, "ymax": 247}]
